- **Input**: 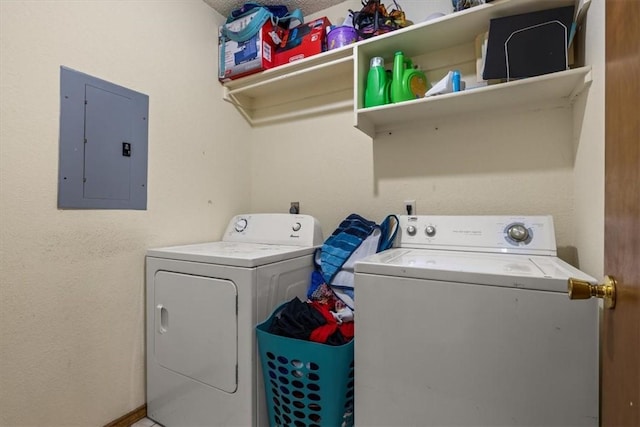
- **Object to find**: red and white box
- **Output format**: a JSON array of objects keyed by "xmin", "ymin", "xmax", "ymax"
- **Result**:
[{"xmin": 273, "ymin": 17, "xmax": 331, "ymax": 67}]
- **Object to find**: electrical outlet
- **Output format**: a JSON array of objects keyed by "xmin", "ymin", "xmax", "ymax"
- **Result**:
[
  {"xmin": 404, "ymin": 200, "xmax": 416, "ymax": 215},
  {"xmin": 289, "ymin": 201, "xmax": 300, "ymax": 214}
]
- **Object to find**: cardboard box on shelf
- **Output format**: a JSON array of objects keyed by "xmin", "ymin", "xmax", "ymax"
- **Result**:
[
  {"xmin": 218, "ymin": 10, "xmax": 287, "ymax": 81},
  {"xmin": 273, "ymin": 17, "xmax": 331, "ymax": 67}
]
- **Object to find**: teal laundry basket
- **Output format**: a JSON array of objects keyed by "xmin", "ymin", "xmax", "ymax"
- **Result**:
[{"xmin": 256, "ymin": 304, "xmax": 355, "ymax": 427}]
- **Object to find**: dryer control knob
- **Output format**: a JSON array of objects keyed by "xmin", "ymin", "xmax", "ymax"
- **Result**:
[
  {"xmin": 234, "ymin": 218, "xmax": 248, "ymax": 232},
  {"xmin": 407, "ymin": 225, "xmax": 417, "ymax": 236},
  {"xmin": 292, "ymin": 222, "xmax": 301, "ymax": 232},
  {"xmin": 425, "ymin": 225, "xmax": 436, "ymax": 237},
  {"xmin": 507, "ymin": 224, "xmax": 529, "ymax": 242}
]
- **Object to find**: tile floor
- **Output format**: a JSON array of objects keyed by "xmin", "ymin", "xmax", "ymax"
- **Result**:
[{"xmin": 131, "ymin": 418, "xmax": 161, "ymax": 427}]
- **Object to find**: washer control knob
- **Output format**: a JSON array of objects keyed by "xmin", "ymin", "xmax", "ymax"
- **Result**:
[
  {"xmin": 234, "ymin": 218, "xmax": 248, "ymax": 232},
  {"xmin": 407, "ymin": 225, "xmax": 417, "ymax": 236},
  {"xmin": 292, "ymin": 222, "xmax": 301, "ymax": 232},
  {"xmin": 425, "ymin": 225, "xmax": 436, "ymax": 237},
  {"xmin": 508, "ymin": 224, "xmax": 529, "ymax": 242}
]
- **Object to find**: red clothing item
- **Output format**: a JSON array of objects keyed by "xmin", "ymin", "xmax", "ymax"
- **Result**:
[
  {"xmin": 339, "ymin": 321, "xmax": 354, "ymax": 340},
  {"xmin": 309, "ymin": 301, "xmax": 354, "ymax": 344}
]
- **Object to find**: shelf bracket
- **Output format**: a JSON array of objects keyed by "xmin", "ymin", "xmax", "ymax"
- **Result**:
[
  {"xmin": 568, "ymin": 69, "xmax": 593, "ymax": 103},
  {"xmin": 222, "ymin": 87, "xmax": 256, "ymax": 126}
]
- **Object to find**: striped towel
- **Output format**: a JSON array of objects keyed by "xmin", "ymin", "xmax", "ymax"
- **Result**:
[{"xmin": 320, "ymin": 214, "xmax": 379, "ymax": 284}]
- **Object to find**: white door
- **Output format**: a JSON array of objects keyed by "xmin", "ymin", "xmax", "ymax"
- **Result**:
[{"xmin": 154, "ymin": 271, "xmax": 238, "ymax": 393}]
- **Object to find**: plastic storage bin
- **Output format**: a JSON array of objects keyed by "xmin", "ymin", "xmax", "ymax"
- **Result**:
[{"xmin": 256, "ymin": 304, "xmax": 355, "ymax": 427}]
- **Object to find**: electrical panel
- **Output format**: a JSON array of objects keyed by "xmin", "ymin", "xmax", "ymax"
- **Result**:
[{"xmin": 58, "ymin": 67, "xmax": 149, "ymax": 209}]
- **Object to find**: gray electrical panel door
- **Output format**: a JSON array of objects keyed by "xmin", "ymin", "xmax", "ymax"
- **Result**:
[{"xmin": 58, "ymin": 67, "xmax": 149, "ymax": 209}]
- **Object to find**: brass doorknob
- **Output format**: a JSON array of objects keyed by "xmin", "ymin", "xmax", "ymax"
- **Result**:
[{"xmin": 568, "ymin": 275, "xmax": 617, "ymax": 309}]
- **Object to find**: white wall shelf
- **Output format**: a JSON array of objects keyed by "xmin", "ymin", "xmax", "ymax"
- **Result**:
[
  {"xmin": 221, "ymin": 0, "xmax": 585, "ymax": 133},
  {"xmin": 222, "ymin": 45, "xmax": 354, "ymax": 125},
  {"xmin": 356, "ymin": 67, "xmax": 592, "ymax": 137}
]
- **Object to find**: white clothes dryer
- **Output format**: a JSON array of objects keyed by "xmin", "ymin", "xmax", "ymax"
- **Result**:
[
  {"xmin": 146, "ymin": 214, "xmax": 323, "ymax": 427},
  {"xmin": 354, "ymin": 215, "xmax": 599, "ymax": 427}
]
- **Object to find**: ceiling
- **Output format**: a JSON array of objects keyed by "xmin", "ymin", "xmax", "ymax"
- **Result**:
[{"xmin": 202, "ymin": 0, "xmax": 351, "ymax": 20}]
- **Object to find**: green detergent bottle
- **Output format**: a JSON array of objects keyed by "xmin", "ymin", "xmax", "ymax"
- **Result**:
[
  {"xmin": 390, "ymin": 51, "xmax": 428, "ymax": 103},
  {"xmin": 364, "ymin": 57, "xmax": 390, "ymax": 108}
]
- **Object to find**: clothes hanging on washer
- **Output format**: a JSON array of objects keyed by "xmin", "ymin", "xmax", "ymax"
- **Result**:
[
  {"xmin": 314, "ymin": 213, "xmax": 398, "ymax": 310},
  {"xmin": 319, "ymin": 213, "xmax": 380, "ymax": 285}
]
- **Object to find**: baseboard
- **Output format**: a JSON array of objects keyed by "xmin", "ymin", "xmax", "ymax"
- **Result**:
[{"xmin": 103, "ymin": 404, "xmax": 147, "ymax": 427}]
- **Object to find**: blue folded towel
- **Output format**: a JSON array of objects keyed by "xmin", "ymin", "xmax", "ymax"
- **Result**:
[{"xmin": 320, "ymin": 214, "xmax": 378, "ymax": 284}]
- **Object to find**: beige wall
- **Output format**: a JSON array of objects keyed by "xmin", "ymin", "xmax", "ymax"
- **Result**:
[
  {"xmin": 251, "ymin": 1, "xmax": 605, "ymax": 279},
  {"xmin": 0, "ymin": 0, "xmax": 605, "ymax": 426},
  {"xmin": 572, "ymin": 0, "xmax": 605, "ymax": 278},
  {"xmin": 0, "ymin": 1, "xmax": 248, "ymax": 425}
]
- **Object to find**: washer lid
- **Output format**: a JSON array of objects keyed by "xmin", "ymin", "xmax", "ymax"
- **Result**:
[
  {"xmin": 147, "ymin": 241, "xmax": 317, "ymax": 267},
  {"xmin": 355, "ymin": 248, "xmax": 596, "ymax": 293}
]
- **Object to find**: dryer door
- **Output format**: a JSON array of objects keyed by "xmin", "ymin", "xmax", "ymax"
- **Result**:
[{"xmin": 154, "ymin": 271, "xmax": 238, "ymax": 393}]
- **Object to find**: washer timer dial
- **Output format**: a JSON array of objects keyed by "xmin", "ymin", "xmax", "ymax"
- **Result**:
[{"xmin": 504, "ymin": 222, "xmax": 532, "ymax": 245}]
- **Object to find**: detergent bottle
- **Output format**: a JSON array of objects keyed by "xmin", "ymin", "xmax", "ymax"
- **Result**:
[
  {"xmin": 390, "ymin": 51, "xmax": 428, "ymax": 103},
  {"xmin": 364, "ymin": 57, "xmax": 390, "ymax": 108}
]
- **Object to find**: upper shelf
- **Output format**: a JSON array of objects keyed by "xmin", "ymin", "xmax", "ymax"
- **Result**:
[
  {"xmin": 355, "ymin": 0, "xmax": 576, "ymax": 58},
  {"xmin": 222, "ymin": 46, "xmax": 354, "ymax": 125},
  {"xmin": 221, "ymin": 0, "xmax": 583, "ymax": 129}
]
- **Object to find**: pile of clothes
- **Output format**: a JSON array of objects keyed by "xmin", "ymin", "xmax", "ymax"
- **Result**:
[
  {"xmin": 268, "ymin": 213, "xmax": 398, "ymax": 346},
  {"xmin": 269, "ymin": 273, "xmax": 355, "ymax": 346}
]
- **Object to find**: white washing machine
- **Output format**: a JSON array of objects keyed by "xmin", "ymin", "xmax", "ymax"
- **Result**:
[
  {"xmin": 146, "ymin": 213, "xmax": 323, "ymax": 427},
  {"xmin": 354, "ymin": 215, "xmax": 599, "ymax": 427}
]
